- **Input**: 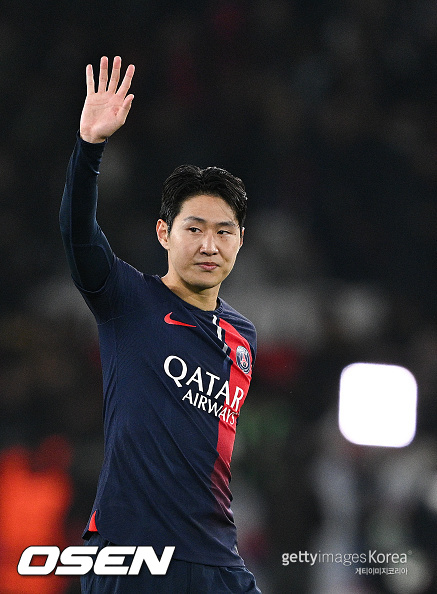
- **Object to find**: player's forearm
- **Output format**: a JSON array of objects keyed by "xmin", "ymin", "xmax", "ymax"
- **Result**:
[
  {"xmin": 60, "ymin": 134, "xmax": 105, "ymax": 241},
  {"xmin": 60, "ymin": 135, "xmax": 114, "ymax": 290}
]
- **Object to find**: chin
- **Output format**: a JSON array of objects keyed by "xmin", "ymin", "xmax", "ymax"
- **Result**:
[
  {"xmin": 187, "ymin": 273, "xmax": 224, "ymax": 292},
  {"xmin": 193, "ymin": 281, "xmax": 221, "ymax": 292}
]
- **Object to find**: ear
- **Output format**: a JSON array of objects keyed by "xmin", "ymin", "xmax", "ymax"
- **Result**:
[
  {"xmin": 156, "ymin": 219, "xmax": 170, "ymax": 250},
  {"xmin": 238, "ymin": 227, "xmax": 245, "ymax": 249}
]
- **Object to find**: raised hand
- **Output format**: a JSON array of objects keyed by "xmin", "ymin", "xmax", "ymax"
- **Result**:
[{"xmin": 80, "ymin": 56, "xmax": 135, "ymax": 144}]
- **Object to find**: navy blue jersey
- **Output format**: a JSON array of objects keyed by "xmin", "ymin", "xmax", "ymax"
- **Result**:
[{"xmin": 60, "ymin": 138, "xmax": 257, "ymax": 567}]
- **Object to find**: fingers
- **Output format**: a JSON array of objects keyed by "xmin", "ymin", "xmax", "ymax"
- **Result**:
[
  {"xmin": 88, "ymin": 56, "xmax": 135, "ymax": 97},
  {"xmin": 116, "ymin": 63, "xmax": 135, "ymax": 98},
  {"xmin": 107, "ymin": 56, "xmax": 121, "ymax": 94},
  {"xmin": 97, "ymin": 56, "xmax": 109, "ymax": 93},
  {"xmin": 121, "ymin": 93, "xmax": 135, "ymax": 114},
  {"xmin": 85, "ymin": 63, "xmax": 95, "ymax": 96},
  {"xmin": 112, "ymin": 93, "xmax": 135, "ymax": 129}
]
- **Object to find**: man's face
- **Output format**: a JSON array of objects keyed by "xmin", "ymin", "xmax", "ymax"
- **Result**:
[{"xmin": 157, "ymin": 194, "xmax": 243, "ymax": 295}]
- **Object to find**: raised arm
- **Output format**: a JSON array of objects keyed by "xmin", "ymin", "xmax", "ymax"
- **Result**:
[{"xmin": 60, "ymin": 57, "xmax": 135, "ymax": 292}]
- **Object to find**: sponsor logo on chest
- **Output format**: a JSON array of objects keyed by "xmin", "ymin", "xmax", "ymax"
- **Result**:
[{"xmin": 164, "ymin": 355, "xmax": 249, "ymax": 425}]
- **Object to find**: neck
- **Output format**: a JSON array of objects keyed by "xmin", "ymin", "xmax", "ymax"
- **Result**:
[{"xmin": 161, "ymin": 275, "xmax": 220, "ymax": 311}]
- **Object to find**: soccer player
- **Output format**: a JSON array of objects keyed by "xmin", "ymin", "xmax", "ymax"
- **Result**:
[{"xmin": 60, "ymin": 56, "xmax": 261, "ymax": 593}]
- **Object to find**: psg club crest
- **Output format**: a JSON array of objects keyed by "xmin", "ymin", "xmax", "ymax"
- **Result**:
[{"xmin": 236, "ymin": 346, "xmax": 251, "ymax": 374}]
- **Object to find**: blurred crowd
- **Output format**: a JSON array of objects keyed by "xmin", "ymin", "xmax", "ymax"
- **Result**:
[{"xmin": 0, "ymin": 1, "xmax": 436, "ymax": 592}]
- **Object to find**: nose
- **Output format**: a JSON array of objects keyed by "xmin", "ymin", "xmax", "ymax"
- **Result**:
[{"xmin": 200, "ymin": 231, "xmax": 218, "ymax": 255}]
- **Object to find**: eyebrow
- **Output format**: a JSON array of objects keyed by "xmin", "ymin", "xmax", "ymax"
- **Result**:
[{"xmin": 182, "ymin": 216, "xmax": 238, "ymax": 228}]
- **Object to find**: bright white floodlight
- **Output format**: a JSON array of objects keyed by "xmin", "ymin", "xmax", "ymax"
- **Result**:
[{"xmin": 339, "ymin": 363, "xmax": 417, "ymax": 447}]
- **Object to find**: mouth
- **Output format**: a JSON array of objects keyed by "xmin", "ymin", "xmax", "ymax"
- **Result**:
[{"xmin": 196, "ymin": 262, "xmax": 219, "ymax": 271}]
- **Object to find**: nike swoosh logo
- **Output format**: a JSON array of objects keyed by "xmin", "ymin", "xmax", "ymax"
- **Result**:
[{"xmin": 164, "ymin": 312, "xmax": 196, "ymax": 328}]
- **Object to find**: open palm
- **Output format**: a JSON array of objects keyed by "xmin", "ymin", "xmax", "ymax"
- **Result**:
[{"xmin": 80, "ymin": 56, "xmax": 135, "ymax": 144}]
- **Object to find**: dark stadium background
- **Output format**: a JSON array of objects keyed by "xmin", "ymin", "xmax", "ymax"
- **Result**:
[{"xmin": 0, "ymin": 1, "xmax": 436, "ymax": 592}]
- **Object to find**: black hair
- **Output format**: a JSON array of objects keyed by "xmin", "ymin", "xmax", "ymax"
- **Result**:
[{"xmin": 159, "ymin": 164, "xmax": 247, "ymax": 233}]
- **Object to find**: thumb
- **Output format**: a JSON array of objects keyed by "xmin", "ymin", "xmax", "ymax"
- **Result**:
[
  {"xmin": 122, "ymin": 94, "xmax": 134, "ymax": 111},
  {"xmin": 117, "ymin": 94, "xmax": 134, "ymax": 126}
]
